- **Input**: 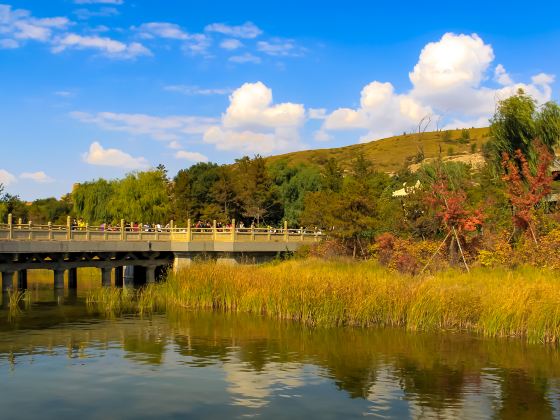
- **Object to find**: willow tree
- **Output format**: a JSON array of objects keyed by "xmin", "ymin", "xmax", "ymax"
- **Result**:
[
  {"xmin": 489, "ymin": 89, "xmax": 560, "ymax": 172},
  {"xmin": 72, "ymin": 179, "xmax": 115, "ymax": 223},
  {"xmin": 110, "ymin": 169, "xmax": 171, "ymax": 224}
]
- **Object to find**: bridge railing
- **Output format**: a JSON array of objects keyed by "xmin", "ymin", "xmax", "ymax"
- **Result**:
[{"xmin": 0, "ymin": 215, "xmax": 323, "ymax": 243}]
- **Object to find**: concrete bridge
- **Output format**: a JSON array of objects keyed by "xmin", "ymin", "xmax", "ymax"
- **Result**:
[{"xmin": 0, "ymin": 215, "xmax": 322, "ymax": 291}]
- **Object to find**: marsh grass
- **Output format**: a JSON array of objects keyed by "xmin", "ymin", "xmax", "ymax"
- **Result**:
[
  {"xmin": 152, "ymin": 260, "xmax": 560, "ymax": 344},
  {"xmin": 85, "ymin": 259, "xmax": 560, "ymax": 344},
  {"xmin": 7, "ymin": 289, "xmax": 31, "ymax": 318}
]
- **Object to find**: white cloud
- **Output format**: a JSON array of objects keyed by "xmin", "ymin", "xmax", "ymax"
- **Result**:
[
  {"xmin": 203, "ymin": 81, "xmax": 306, "ymax": 154},
  {"xmin": 71, "ymin": 111, "xmax": 218, "ymax": 141},
  {"xmin": 73, "ymin": 7, "xmax": 119, "ymax": 20},
  {"xmin": 228, "ymin": 52, "xmax": 261, "ymax": 64},
  {"xmin": 220, "ymin": 38, "xmax": 243, "ymax": 50},
  {"xmin": 74, "ymin": 0, "xmax": 124, "ymax": 4},
  {"xmin": 324, "ymin": 81, "xmax": 432, "ymax": 141},
  {"xmin": 181, "ymin": 33, "xmax": 211, "ymax": 55},
  {"xmin": 0, "ymin": 169, "xmax": 16, "ymax": 186},
  {"xmin": 308, "ymin": 108, "xmax": 327, "ymax": 119},
  {"xmin": 52, "ymin": 33, "xmax": 151, "ymax": 59},
  {"xmin": 164, "ymin": 85, "xmax": 231, "ymax": 95},
  {"xmin": 83, "ymin": 142, "xmax": 148, "ymax": 169},
  {"xmin": 174, "ymin": 150, "xmax": 209, "ymax": 163},
  {"xmin": 320, "ymin": 32, "xmax": 556, "ymax": 142},
  {"xmin": 257, "ymin": 38, "xmax": 304, "ymax": 57},
  {"xmin": 313, "ymin": 130, "xmax": 332, "ymax": 142},
  {"xmin": 20, "ymin": 171, "xmax": 54, "ymax": 183},
  {"xmin": 205, "ymin": 21, "xmax": 262, "ymax": 39},
  {"xmin": 137, "ymin": 22, "xmax": 188, "ymax": 40},
  {"xmin": 0, "ymin": 4, "xmax": 70, "ymax": 47},
  {"xmin": 494, "ymin": 64, "xmax": 512, "ymax": 86},
  {"xmin": 167, "ymin": 140, "xmax": 181, "ymax": 149}
]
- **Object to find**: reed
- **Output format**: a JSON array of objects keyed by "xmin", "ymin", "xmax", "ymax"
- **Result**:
[
  {"xmin": 150, "ymin": 260, "xmax": 560, "ymax": 344},
  {"xmin": 86, "ymin": 287, "xmax": 136, "ymax": 316},
  {"xmin": 7, "ymin": 289, "xmax": 29, "ymax": 318}
]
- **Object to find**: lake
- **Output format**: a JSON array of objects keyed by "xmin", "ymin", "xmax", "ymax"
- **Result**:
[{"xmin": 1, "ymin": 275, "xmax": 560, "ymax": 419}]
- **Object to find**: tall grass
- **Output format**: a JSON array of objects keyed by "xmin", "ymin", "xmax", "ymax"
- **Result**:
[
  {"xmin": 84, "ymin": 259, "xmax": 560, "ymax": 344},
  {"xmin": 150, "ymin": 260, "xmax": 560, "ymax": 344}
]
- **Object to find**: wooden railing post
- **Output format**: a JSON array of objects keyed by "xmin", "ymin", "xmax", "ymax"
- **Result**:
[
  {"xmin": 138, "ymin": 222, "xmax": 143, "ymax": 240},
  {"xmin": 67, "ymin": 216, "xmax": 71, "ymax": 240},
  {"xmin": 170, "ymin": 219, "xmax": 175, "ymax": 240},
  {"xmin": 120, "ymin": 219, "xmax": 125, "ymax": 241},
  {"xmin": 213, "ymin": 220, "xmax": 217, "ymax": 240},
  {"xmin": 185, "ymin": 219, "xmax": 190, "ymax": 241},
  {"xmin": 231, "ymin": 219, "xmax": 236, "ymax": 241},
  {"xmin": 18, "ymin": 217, "xmax": 22, "ymax": 227},
  {"xmin": 28, "ymin": 221, "xmax": 32, "ymax": 240},
  {"xmin": 7, "ymin": 213, "xmax": 12, "ymax": 240},
  {"xmin": 300, "ymin": 226, "xmax": 304, "ymax": 241},
  {"xmin": 48, "ymin": 221, "xmax": 52, "ymax": 240},
  {"xmin": 284, "ymin": 220, "xmax": 288, "ymax": 242}
]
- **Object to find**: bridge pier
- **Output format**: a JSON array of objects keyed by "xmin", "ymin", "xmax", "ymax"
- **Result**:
[
  {"xmin": 68, "ymin": 268, "xmax": 77, "ymax": 289},
  {"xmin": 173, "ymin": 254, "xmax": 192, "ymax": 273},
  {"xmin": 124, "ymin": 266, "xmax": 134, "ymax": 287},
  {"xmin": 114, "ymin": 266, "xmax": 124, "ymax": 288},
  {"xmin": 146, "ymin": 266, "xmax": 156, "ymax": 284},
  {"xmin": 101, "ymin": 267, "xmax": 112, "ymax": 287},
  {"xmin": 53, "ymin": 269, "xmax": 65, "ymax": 289},
  {"xmin": 2, "ymin": 271, "xmax": 14, "ymax": 291},
  {"xmin": 17, "ymin": 270, "xmax": 27, "ymax": 289}
]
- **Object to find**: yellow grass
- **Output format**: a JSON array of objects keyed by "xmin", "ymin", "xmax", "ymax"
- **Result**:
[
  {"xmin": 144, "ymin": 260, "xmax": 560, "ymax": 345},
  {"xmin": 266, "ymin": 127, "xmax": 490, "ymax": 173},
  {"xmin": 85, "ymin": 259, "xmax": 560, "ymax": 344}
]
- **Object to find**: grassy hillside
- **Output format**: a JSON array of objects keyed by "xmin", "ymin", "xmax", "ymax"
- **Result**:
[{"xmin": 267, "ymin": 127, "xmax": 491, "ymax": 173}]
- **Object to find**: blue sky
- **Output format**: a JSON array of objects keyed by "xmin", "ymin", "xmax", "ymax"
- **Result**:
[{"xmin": 1, "ymin": 0, "xmax": 559, "ymax": 200}]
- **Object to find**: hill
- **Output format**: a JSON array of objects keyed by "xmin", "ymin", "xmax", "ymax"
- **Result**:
[{"xmin": 267, "ymin": 127, "xmax": 491, "ymax": 173}]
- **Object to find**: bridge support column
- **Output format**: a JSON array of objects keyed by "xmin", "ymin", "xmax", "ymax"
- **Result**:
[
  {"xmin": 114, "ymin": 267, "xmax": 124, "ymax": 288},
  {"xmin": 68, "ymin": 268, "xmax": 77, "ymax": 289},
  {"xmin": 2, "ymin": 271, "xmax": 14, "ymax": 291},
  {"xmin": 173, "ymin": 254, "xmax": 192, "ymax": 273},
  {"xmin": 146, "ymin": 266, "xmax": 156, "ymax": 284},
  {"xmin": 124, "ymin": 266, "xmax": 134, "ymax": 287},
  {"xmin": 17, "ymin": 270, "xmax": 27, "ymax": 289},
  {"xmin": 53, "ymin": 269, "xmax": 65, "ymax": 289},
  {"xmin": 101, "ymin": 267, "xmax": 112, "ymax": 287}
]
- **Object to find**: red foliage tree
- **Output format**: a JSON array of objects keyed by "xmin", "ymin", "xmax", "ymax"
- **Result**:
[{"xmin": 501, "ymin": 141, "xmax": 553, "ymax": 243}]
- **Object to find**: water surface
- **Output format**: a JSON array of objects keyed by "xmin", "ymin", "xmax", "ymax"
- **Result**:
[{"xmin": 1, "ymin": 286, "xmax": 560, "ymax": 419}]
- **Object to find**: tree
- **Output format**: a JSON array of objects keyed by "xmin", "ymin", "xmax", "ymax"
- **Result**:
[
  {"xmin": 233, "ymin": 156, "xmax": 280, "ymax": 225},
  {"xmin": 173, "ymin": 162, "xmax": 220, "ymax": 223},
  {"xmin": 73, "ymin": 179, "xmax": 115, "ymax": 223},
  {"xmin": 489, "ymin": 90, "xmax": 560, "ymax": 171},
  {"xmin": 501, "ymin": 142, "xmax": 553, "ymax": 243},
  {"xmin": 322, "ymin": 158, "xmax": 343, "ymax": 192}
]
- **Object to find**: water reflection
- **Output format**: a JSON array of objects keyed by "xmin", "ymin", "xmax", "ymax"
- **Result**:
[{"xmin": 1, "ymin": 296, "xmax": 560, "ymax": 419}]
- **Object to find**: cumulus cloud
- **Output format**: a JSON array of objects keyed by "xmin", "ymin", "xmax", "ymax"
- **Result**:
[
  {"xmin": 228, "ymin": 52, "xmax": 261, "ymax": 64},
  {"xmin": 83, "ymin": 142, "xmax": 148, "ymax": 169},
  {"xmin": 52, "ymin": 33, "xmax": 151, "ymax": 58},
  {"xmin": 0, "ymin": 4, "xmax": 70, "ymax": 48},
  {"xmin": 174, "ymin": 150, "xmax": 209, "ymax": 162},
  {"xmin": 203, "ymin": 82, "xmax": 306, "ymax": 154},
  {"xmin": 71, "ymin": 111, "xmax": 218, "ymax": 141},
  {"xmin": 20, "ymin": 171, "xmax": 54, "ymax": 183},
  {"xmin": 320, "ymin": 32, "xmax": 556, "ymax": 142},
  {"xmin": 205, "ymin": 21, "xmax": 262, "ymax": 39},
  {"xmin": 0, "ymin": 169, "xmax": 16, "ymax": 186}
]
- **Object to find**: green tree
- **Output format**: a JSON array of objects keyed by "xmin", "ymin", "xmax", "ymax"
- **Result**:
[
  {"xmin": 173, "ymin": 162, "xmax": 220, "ymax": 223},
  {"xmin": 489, "ymin": 90, "xmax": 560, "ymax": 171},
  {"xmin": 73, "ymin": 179, "xmax": 115, "ymax": 223}
]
